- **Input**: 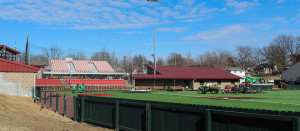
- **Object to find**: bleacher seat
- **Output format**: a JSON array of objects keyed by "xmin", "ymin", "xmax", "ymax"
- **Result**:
[
  {"xmin": 65, "ymin": 79, "xmax": 126, "ymax": 86},
  {"xmin": 51, "ymin": 60, "xmax": 70, "ymax": 72},
  {"xmin": 72, "ymin": 60, "xmax": 93, "ymax": 72},
  {"xmin": 36, "ymin": 79, "xmax": 64, "ymax": 85},
  {"xmin": 92, "ymin": 61, "xmax": 114, "ymax": 72}
]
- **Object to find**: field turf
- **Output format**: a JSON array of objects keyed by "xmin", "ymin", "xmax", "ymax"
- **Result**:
[{"xmin": 58, "ymin": 90, "xmax": 300, "ymax": 112}]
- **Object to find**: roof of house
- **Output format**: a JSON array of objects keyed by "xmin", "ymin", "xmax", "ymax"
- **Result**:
[
  {"xmin": 132, "ymin": 64, "xmax": 242, "ymax": 80},
  {"xmin": 0, "ymin": 58, "xmax": 39, "ymax": 72},
  {"xmin": 0, "ymin": 45, "xmax": 21, "ymax": 54},
  {"xmin": 224, "ymin": 67, "xmax": 245, "ymax": 71}
]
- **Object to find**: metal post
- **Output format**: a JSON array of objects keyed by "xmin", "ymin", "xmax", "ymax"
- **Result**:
[
  {"xmin": 64, "ymin": 94, "xmax": 67, "ymax": 116},
  {"xmin": 206, "ymin": 109, "xmax": 211, "ymax": 131},
  {"xmin": 115, "ymin": 100, "xmax": 119, "ymax": 131},
  {"xmin": 153, "ymin": 2, "xmax": 156, "ymax": 75},
  {"xmin": 44, "ymin": 91, "xmax": 46, "ymax": 107},
  {"xmin": 39, "ymin": 89, "xmax": 42, "ymax": 104},
  {"xmin": 50, "ymin": 92, "xmax": 52, "ymax": 108},
  {"xmin": 56, "ymin": 93, "xmax": 59, "ymax": 112},
  {"xmin": 81, "ymin": 96, "xmax": 85, "ymax": 122},
  {"xmin": 73, "ymin": 96, "xmax": 77, "ymax": 122},
  {"xmin": 146, "ymin": 103, "xmax": 152, "ymax": 131}
]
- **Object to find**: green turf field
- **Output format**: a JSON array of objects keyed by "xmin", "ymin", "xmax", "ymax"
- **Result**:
[{"xmin": 58, "ymin": 90, "xmax": 300, "ymax": 112}]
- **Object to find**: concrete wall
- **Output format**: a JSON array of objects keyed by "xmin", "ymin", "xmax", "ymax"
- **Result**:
[{"xmin": 0, "ymin": 72, "xmax": 35, "ymax": 97}]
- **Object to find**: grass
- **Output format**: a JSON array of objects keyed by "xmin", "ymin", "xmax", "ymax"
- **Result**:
[{"xmin": 58, "ymin": 90, "xmax": 300, "ymax": 112}]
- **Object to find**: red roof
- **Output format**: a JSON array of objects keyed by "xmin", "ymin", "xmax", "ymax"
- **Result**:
[
  {"xmin": 0, "ymin": 45, "xmax": 21, "ymax": 54},
  {"xmin": 0, "ymin": 58, "xmax": 39, "ymax": 72},
  {"xmin": 132, "ymin": 65, "xmax": 242, "ymax": 80}
]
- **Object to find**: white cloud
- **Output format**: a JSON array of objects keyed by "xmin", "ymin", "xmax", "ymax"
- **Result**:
[
  {"xmin": 157, "ymin": 27, "xmax": 187, "ymax": 33},
  {"xmin": 184, "ymin": 18, "xmax": 202, "ymax": 22},
  {"xmin": 183, "ymin": 24, "xmax": 250, "ymax": 40},
  {"xmin": 276, "ymin": 0, "xmax": 287, "ymax": 4},
  {"xmin": 0, "ymin": 0, "xmax": 156, "ymax": 30},
  {"xmin": 270, "ymin": 16, "xmax": 287, "ymax": 23},
  {"xmin": 0, "ymin": 0, "xmax": 228, "ymax": 30},
  {"xmin": 119, "ymin": 31, "xmax": 144, "ymax": 34},
  {"xmin": 253, "ymin": 22, "xmax": 273, "ymax": 30},
  {"xmin": 226, "ymin": 0, "xmax": 259, "ymax": 14},
  {"xmin": 181, "ymin": 0, "xmax": 195, "ymax": 6}
]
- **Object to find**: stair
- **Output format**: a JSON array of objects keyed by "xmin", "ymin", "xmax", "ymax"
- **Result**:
[
  {"xmin": 60, "ymin": 79, "xmax": 71, "ymax": 89},
  {"xmin": 89, "ymin": 63, "xmax": 99, "ymax": 73}
]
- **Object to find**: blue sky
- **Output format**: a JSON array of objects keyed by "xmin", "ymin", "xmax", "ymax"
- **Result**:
[{"xmin": 0, "ymin": 0, "xmax": 299, "ymax": 60}]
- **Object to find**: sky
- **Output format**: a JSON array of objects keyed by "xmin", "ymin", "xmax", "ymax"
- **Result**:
[{"xmin": 0, "ymin": 0, "xmax": 299, "ymax": 60}]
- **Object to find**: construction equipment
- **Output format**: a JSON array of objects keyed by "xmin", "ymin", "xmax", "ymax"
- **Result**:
[
  {"xmin": 198, "ymin": 84, "xmax": 221, "ymax": 94},
  {"xmin": 245, "ymin": 77, "xmax": 260, "ymax": 84}
]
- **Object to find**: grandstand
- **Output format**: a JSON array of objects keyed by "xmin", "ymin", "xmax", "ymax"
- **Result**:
[
  {"xmin": 35, "ymin": 59, "xmax": 129, "ymax": 91},
  {"xmin": 42, "ymin": 60, "xmax": 125, "ymax": 79}
]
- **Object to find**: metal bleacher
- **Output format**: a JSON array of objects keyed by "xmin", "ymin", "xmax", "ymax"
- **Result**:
[{"xmin": 48, "ymin": 60, "xmax": 119, "ymax": 74}]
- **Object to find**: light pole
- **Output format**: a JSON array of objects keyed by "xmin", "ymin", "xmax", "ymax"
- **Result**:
[{"xmin": 147, "ymin": 0, "xmax": 163, "ymax": 75}]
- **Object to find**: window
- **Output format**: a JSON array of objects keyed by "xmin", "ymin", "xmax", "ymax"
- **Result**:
[{"xmin": 217, "ymin": 80, "xmax": 221, "ymax": 85}]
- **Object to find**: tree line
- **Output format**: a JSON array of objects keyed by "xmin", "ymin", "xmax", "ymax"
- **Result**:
[{"xmin": 21, "ymin": 34, "xmax": 299, "ymax": 74}]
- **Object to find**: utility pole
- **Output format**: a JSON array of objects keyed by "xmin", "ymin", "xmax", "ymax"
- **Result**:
[{"xmin": 147, "ymin": 0, "xmax": 163, "ymax": 75}]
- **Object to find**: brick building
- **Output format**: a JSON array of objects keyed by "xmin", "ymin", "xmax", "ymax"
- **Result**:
[{"xmin": 0, "ymin": 47, "xmax": 39, "ymax": 97}]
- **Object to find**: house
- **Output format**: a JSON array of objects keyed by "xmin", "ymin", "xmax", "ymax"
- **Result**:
[
  {"xmin": 131, "ymin": 65, "xmax": 242, "ymax": 90},
  {"xmin": 225, "ymin": 67, "xmax": 247, "ymax": 83}
]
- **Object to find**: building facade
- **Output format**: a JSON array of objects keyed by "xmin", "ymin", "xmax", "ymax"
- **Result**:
[{"xmin": 132, "ymin": 65, "xmax": 242, "ymax": 90}]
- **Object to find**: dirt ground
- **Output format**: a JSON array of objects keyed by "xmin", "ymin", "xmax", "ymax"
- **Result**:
[{"xmin": 0, "ymin": 94, "xmax": 112, "ymax": 131}]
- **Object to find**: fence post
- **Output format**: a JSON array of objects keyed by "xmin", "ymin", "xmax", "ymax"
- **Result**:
[
  {"xmin": 44, "ymin": 91, "xmax": 46, "ymax": 107},
  {"xmin": 115, "ymin": 100, "xmax": 119, "ymax": 131},
  {"xmin": 50, "ymin": 92, "xmax": 52, "ymax": 108},
  {"xmin": 81, "ymin": 96, "xmax": 85, "ymax": 122},
  {"xmin": 64, "ymin": 94, "xmax": 67, "ymax": 116},
  {"xmin": 39, "ymin": 88, "xmax": 42, "ymax": 104},
  {"xmin": 56, "ymin": 93, "xmax": 59, "ymax": 112},
  {"xmin": 74, "ymin": 96, "xmax": 77, "ymax": 122},
  {"xmin": 146, "ymin": 103, "xmax": 151, "ymax": 131},
  {"xmin": 293, "ymin": 117, "xmax": 300, "ymax": 131},
  {"xmin": 206, "ymin": 109, "xmax": 211, "ymax": 131}
]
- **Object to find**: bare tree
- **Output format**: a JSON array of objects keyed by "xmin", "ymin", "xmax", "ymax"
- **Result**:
[
  {"xmin": 156, "ymin": 57, "xmax": 165, "ymax": 66},
  {"xmin": 30, "ymin": 55, "xmax": 48, "ymax": 65},
  {"xmin": 261, "ymin": 34, "xmax": 300, "ymax": 73},
  {"xmin": 91, "ymin": 48, "xmax": 118, "ymax": 68},
  {"xmin": 43, "ymin": 44, "xmax": 64, "ymax": 64},
  {"xmin": 185, "ymin": 52, "xmax": 194, "ymax": 66},
  {"xmin": 132, "ymin": 54, "xmax": 147, "ymax": 72},
  {"xmin": 167, "ymin": 52, "xmax": 185, "ymax": 66},
  {"xmin": 73, "ymin": 51, "xmax": 87, "ymax": 60},
  {"xmin": 236, "ymin": 46, "xmax": 254, "ymax": 69}
]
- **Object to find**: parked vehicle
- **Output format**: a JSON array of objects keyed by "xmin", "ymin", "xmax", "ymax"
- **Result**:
[{"xmin": 198, "ymin": 86, "xmax": 220, "ymax": 94}]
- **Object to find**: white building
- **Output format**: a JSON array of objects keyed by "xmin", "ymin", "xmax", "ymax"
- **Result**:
[{"xmin": 225, "ymin": 67, "xmax": 247, "ymax": 83}]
